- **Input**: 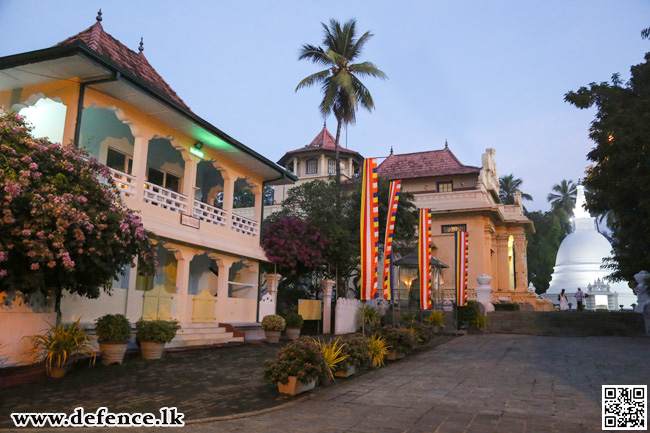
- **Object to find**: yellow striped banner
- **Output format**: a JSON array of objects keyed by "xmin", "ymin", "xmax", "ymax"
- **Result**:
[
  {"xmin": 382, "ymin": 180, "xmax": 401, "ymax": 300},
  {"xmin": 418, "ymin": 209, "xmax": 432, "ymax": 310},
  {"xmin": 455, "ymin": 231, "xmax": 469, "ymax": 306},
  {"xmin": 360, "ymin": 158, "xmax": 379, "ymax": 300}
]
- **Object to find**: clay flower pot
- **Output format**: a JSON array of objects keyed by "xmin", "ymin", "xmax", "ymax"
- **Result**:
[
  {"xmin": 265, "ymin": 330, "xmax": 281, "ymax": 343},
  {"xmin": 278, "ymin": 376, "xmax": 316, "ymax": 396},
  {"xmin": 334, "ymin": 364, "xmax": 357, "ymax": 378},
  {"xmin": 48, "ymin": 365, "xmax": 70, "ymax": 379},
  {"xmin": 285, "ymin": 327, "xmax": 301, "ymax": 340},
  {"xmin": 99, "ymin": 342, "xmax": 128, "ymax": 366},
  {"xmin": 140, "ymin": 342, "xmax": 165, "ymax": 360},
  {"xmin": 386, "ymin": 350, "xmax": 405, "ymax": 361}
]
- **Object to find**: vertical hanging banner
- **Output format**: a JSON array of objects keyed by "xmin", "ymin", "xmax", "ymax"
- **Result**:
[
  {"xmin": 360, "ymin": 158, "xmax": 379, "ymax": 300},
  {"xmin": 455, "ymin": 231, "xmax": 469, "ymax": 306},
  {"xmin": 382, "ymin": 180, "xmax": 401, "ymax": 300},
  {"xmin": 418, "ymin": 208, "xmax": 432, "ymax": 310}
]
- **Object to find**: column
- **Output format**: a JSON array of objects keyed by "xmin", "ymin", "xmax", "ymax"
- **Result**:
[
  {"xmin": 513, "ymin": 233, "xmax": 528, "ymax": 292},
  {"xmin": 216, "ymin": 257, "xmax": 235, "ymax": 322},
  {"xmin": 182, "ymin": 157, "xmax": 198, "ymax": 215},
  {"xmin": 496, "ymin": 234, "xmax": 509, "ymax": 293},
  {"xmin": 125, "ymin": 258, "xmax": 143, "ymax": 323},
  {"xmin": 262, "ymin": 273, "xmax": 281, "ymax": 318},
  {"xmin": 222, "ymin": 177, "xmax": 234, "ymax": 223},
  {"xmin": 292, "ymin": 158, "xmax": 298, "ymax": 175},
  {"xmin": 253, "ymin": 187, "xmax": 263, "ymax": 223},
  {"xmin": 172, "ymin": 249, "xmax": 195, "ymax": 323},
  {"xmin": 132, "ymin": 136, "xmax": 149, "ymax": 204},
  {"xmin": 322, "ymin": 279, "xmax": 335, "ymax": 334},
  {"xmin": 320, "ymin": 154, "xmax": 326, "ymax": 175}
]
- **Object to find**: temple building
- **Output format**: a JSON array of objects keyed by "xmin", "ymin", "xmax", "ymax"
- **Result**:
[
  {"xmin": 543, "ymin": 184, "xmax": 635, "ymax": 310},
  {"xmin": 0, "ymin": 13, "xmax": 295, "ymax": 366},
  {"xmin": 379, "ymin": 145, "xmax": 550, "ymax": 310}
]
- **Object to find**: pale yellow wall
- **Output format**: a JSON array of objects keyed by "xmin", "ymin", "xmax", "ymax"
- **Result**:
[{"xmin": 401, "ymin": 174, "xmax": 478, "ymax": 193}]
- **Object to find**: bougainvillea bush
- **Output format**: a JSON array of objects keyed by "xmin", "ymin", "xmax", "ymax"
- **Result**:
[{"xmin": 0, "ymin": 111, "xmax": 156, "ymax": 318}]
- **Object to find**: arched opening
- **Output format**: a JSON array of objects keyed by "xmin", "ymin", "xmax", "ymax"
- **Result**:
[
  {"xmin": 189, "ymin": 254, "xmax": 219, "ymax": 296},
  {"xmin": 229, "ymin": 259, "xmax": 257, "ymax": 300},
  {"xmin": 139, "ymin": 244, "xmax": 177, "ymax": 320},
  {"xmin": 13, "ymin": 94, "xmax": 67, "ymax": 144},
  {"xmin": 146, "ymin": 137, "xmax": 185, "ymax": 193},
  {"xmin": 78, "ymin": 105, "xmax": 135, "ymax": 169},
  {"xmin": 508, "ymin": 235, "xmax": 515, "ymax": 290},
  {"xmin": 232, "ymin": 177, "xmax": 255, "ymax": 218}
]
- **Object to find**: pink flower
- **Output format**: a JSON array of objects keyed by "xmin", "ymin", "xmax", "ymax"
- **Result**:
[
  {"xmin": 0, "ymin": 270, "xmax": 7, "ymax": 277},
  {"xmin": 21, "ymin": 229, "xmax": 30, "ymax": 236},
  {"xmin": 30, "ymin": 263, "xmax": 40, "ymax": 270}
]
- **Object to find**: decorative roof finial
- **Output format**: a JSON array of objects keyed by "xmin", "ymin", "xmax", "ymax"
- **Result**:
[
  {"xmin": 323, "ymin": 119, "xmax": 326, "ymax": 128},
  {"xmin": 390, "ymin": 145, "xmax": 393, "ymax": 155},
  {"xmin": 577, "ymin": 177, "xmax": 582, "ymax": 185},
  {"xmin": 139, "ymin": 37, "xmax": 144, "ymax": 53},
  {"xmin": 445, "ymin": 139, "xmax": 448, "ymax": 149},
  {"xmin": 96, "ymin": 9, "xmax": 102, "ymax": 23}
]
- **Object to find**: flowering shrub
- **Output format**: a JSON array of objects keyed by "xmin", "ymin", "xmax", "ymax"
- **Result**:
[
  {"xmin": 263, "ymin": 338, "xmax": 327, "ymax": 385},
  {"xmin": 337, "ymin": 334, "xmax": 371, "ymax": 370},
  {"xmin": 261, "ymin": 216, "xmax": 327, "ymax": 276},
  {"xmin": 373, "ymin": 326, "xmax": 419, "ymax": 355},
  {"xmin": 407, "ymin": 322, "xmax": 435, "ymax": 344},
  {"xmin": 0, "ymin": 111, "xmax": 156, "ymax": 316}
]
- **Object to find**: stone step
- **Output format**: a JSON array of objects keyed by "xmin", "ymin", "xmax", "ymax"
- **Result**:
[
  {"xmin": 169, "ymin": 335, "xmax": 244, "ymax": 348},
  {"xmin": 177, "ymin": 326, "xmax": 227, "ymax": 335},
  {"xmin": 174, "ymin": 331, "xmax": 233, "ymax": 341}
]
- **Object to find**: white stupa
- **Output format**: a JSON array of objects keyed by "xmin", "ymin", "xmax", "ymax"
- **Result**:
[{"xmin": 544, "ymin": 184, "xmax": 636, "ymax": 310}]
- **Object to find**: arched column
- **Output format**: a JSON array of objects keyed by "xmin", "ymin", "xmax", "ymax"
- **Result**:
[
  {"xmin": 212, "ymin": 255, "xmax": 235, "ymax": 322},
  {"xmin": 496, "ymin": 233, "xmax": 510, "ymax": 292},
  {"xmin": 513, "ymin": 232, "xmax": 528, "ymax": 292},
  {"xmin": 171, "ymin": 247, "xmax": 197, "ymax": 323}
]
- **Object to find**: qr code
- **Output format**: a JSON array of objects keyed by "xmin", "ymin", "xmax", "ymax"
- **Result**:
[{"xmin": 602, "ymin": 385, "xmax": 647, "ymax": 430}]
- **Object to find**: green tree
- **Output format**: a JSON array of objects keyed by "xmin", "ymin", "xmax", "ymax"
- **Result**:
[
  {"xmin": 0, "ymin": 111, "xmax": 156, "ymax": 322},
  {"xmin": 547, "ymin": 179, "xmax": 577, "ymax": 215},
  {"xmin": 564, "ymin": 28, "xmax": 650, "ymax": 282},
  {"xmin": 525, "ymin": 208, "xmax": 570, "ymax": 293},
  {"xmin": 499, "ymin": 174, "xmax": 533, "ymax": 204},
  {"xmin": 296, "ymin": 19, "xmax": 387, "ymax": 185}
]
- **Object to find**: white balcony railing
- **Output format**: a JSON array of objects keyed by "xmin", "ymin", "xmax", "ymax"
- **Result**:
[
  {"xmin": 231, "ymin": 213, "xmax": 259, "ymax": 236},
  {"xmin": 193, "ymin": 200, "xmax": 227, "ymax": 227},
  {"xmin": 107, "ymin": 167, "xmax": 137, "ymax": 197},
  {"xmin": 143, "ymin": 181, "xmax": 187, "ymax": 214}
]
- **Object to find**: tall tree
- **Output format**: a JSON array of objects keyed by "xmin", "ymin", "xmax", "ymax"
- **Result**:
[
  {"xmin": 296, "ymin": 19, "xmax": 387, "ymax": 185},
  {"xmin": 564, "ymin": 28, "xmax": 650, "ymax": 282},
  {"xmin": 499, "ymin": 174, "xmax": 533, "ymax": 205},
  {"xmin": 525, "ymin": 209, "xmax": 570, "ymax": 293},
  {"xmin": 547, "ymin": 179, "xmax": 577, "ymax": 215}
]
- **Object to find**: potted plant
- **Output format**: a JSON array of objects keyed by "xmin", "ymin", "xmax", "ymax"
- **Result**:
[
  {"xmin": 424, "ymin": 311, "xmax": 445, "ymax": 333},
  {"xmin": 359, "ymin": 305, "xmax": 380, "ymax": 336},
  {"xmin": 469, "ymin": 314, "xmax": 488, "ymax": 333},
  {"xmin": 408, "ymin": 322, "xmax": 434, "ymax": 344},
  {"xmin": 315, "ymin": 337, "xmax": 348, "ymax": 385},
  {"xmin": 27, "ymin": 319, "xmax": 96, "ymax": 378},
  {"xmin": 135, "ymin": 319, "xmax": 180, "ymax": 360},
  {"xmin": 284, "ymin": 312, "xmax": 304, "ymax": 340},
  {"xmin": 263, "ymin": 338, "xmax": 327, "ymax": 395},
  {"xmin": 95, "ymin": 314, "xmax": 132, "ymax": 366},
  {"xmin": 374, "ymin": 326, "xmax": 418, "ymax": 360},
  {"xmin": 367, "ymin": 335, "xmax": 389, "ymax": 368},
  {"xmin": 335, "ymin": 334, "xmax": 371, "ymax": 378},
  {"xmin": 262, "ymin": 315, "xmax": 285, "ymax": 343}
]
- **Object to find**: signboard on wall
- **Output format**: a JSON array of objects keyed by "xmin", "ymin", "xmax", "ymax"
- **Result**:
[
  {"xmin": 180, "ymin": 214, "xmax": 200, "ymax": 229},
  {"xmin": 298, "ymin": 299, "xmax": 322, "ymax": 320}
]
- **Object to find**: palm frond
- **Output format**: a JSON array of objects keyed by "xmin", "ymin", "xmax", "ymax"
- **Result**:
[
  {"xmin": 319, "ymin": 77, "xmax": 338, "ymax": 117},
  {"xmin": 296, "ymin": 69, "xmax": 330, "ymax": 91},
  {"xmin": 298, "ymin": 44, "xmax": 331, "ymax": 66},
  {"xmin": 351, "ymin": 76, "xmax": 375, "ymax": 111},
  {"xmin": 350, "ymin": 30, "xmax": 373, "ymax": 59},
  {"xmin": 350, "ymin": 62, "xmax": 388, "ymax": 79}
]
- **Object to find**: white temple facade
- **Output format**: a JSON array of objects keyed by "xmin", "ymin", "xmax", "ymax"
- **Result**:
[{"xmin": 543, "ymin": 184, "xmax": 636, "ymax": 310}]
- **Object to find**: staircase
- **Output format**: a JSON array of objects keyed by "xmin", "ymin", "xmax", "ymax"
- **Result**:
[
  {"xmin": 487, "ymin": 311, "xmax": 646, "ymax": 336},
  {"xmin": 169, "ymin": 323, "xmax": 245, "ymax": 348}
]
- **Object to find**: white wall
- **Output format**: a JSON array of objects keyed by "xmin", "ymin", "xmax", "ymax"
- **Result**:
[{"xmin": 335, "ymin": 298, "xmax": 361, "ymax": 335}]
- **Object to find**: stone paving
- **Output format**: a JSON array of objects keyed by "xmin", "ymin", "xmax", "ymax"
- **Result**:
[{"xmin": 3, "ymin": 334, "xmax": 649, "ymax": 432}]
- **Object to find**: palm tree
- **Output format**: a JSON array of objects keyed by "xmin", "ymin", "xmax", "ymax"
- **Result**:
[
  {"xmin": 547, "ymin": 180, "xmax": 577, "ymax": 214},
  {"xmin": 296, "ymin": 19, "xmax": 387, "ymax": 185},
  {"xmin": 499, "ymin": 174, "xmax": 533, "ymax": 205}
]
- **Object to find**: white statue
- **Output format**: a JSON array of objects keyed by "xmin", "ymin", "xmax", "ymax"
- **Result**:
[
  {"xmin": 633, "ymin": 270, "xmax": 649, "ymax": 313},
  {"xmin": 475, "ymin": 274, "xmax": 495, "ymax": 312}
]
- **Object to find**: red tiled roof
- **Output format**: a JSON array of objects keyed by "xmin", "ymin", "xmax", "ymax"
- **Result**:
[
  {"xmin": 378, "ymin": 148, "xmax": 480, "ymax": 180},
  {"xmin": 56, "ymin": 22, "xmax": 189, "ymax": 110},
  {"xmin": 277, "ymin": 126, "xmax": 362, "ymax": 166}
]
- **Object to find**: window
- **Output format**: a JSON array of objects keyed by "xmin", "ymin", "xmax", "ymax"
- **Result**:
[
  {"xmin": 441, "ymin": 224, "xmax": 467, "ymax": 233},
  {"xmin": 147, "ymin": 167, "xmax": 181, "ymax": 193},
  {"xmin": 106, "ymin": 148, "xmax": 133, "ymax": 174},
  {"xmin": 306, "ymin": 159, "xmax": 318, "ymax": 175},
  {"xmin": 437, "ymin": 181, "xmax": 453, "ymax": 192},
  {"xmin": 328, "ymin": 159, "xmax": 336, "ymax": 175}
]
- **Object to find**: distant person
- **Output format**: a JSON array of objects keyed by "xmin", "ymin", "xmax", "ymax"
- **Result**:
[
  {"xmin": 558, "ymin": 289, "xmax": 568, "ymax": 311},
  {"xmin": 575, "ymin": 287, "xmax": 588, "ymax": 311}
]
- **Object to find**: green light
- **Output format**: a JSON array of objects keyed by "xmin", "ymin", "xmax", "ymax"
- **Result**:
[{"xmin": 190, "ymin": 147, "xmax": 204, "ymax": 158}]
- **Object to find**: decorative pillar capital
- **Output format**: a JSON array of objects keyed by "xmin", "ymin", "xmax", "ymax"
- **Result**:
[{"xmin": 264, "ymin": 273, "xmax": 282, "ymax": 295}]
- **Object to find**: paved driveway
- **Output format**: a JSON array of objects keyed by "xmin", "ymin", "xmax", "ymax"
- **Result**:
[{"xmin": 175, "ymin": 334, "xmax": 649, "ymax": 433}]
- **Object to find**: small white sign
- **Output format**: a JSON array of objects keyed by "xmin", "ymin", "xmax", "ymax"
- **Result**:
[{"xmin": 180, "ymin": 214, "xmax": 200, "ymax": 229}]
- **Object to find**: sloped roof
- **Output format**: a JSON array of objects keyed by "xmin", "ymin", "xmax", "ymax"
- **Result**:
[
  {"xmin": 277, "ymin": 126, "xmax": 362, "ymax": 166},
  {"xmin": 56, "ymin": 21, "xmax": 189, "ymax": 110},
  {"xmin": 378, "ymin": 147, "xmax": 480, "ymax": 180}
]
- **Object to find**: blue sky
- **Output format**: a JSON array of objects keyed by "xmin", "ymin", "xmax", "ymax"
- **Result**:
[{"xmin": 1, "ymin": 1, "xmax": 648, "ymax": 210}]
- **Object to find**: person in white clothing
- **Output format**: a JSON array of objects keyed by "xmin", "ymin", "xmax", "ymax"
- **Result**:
[
  {"xmin": 575, "ymin": 287, "xmax": 588, "ymax": 311},
  {"xmin": 558, "ymin": 289, "xmax": 568, "ymax": 311}
]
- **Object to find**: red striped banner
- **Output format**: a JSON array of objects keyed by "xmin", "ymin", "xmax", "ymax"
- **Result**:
[
  {"xmin": 418, "ymin": 209, "xmax": 432, "ymax": 310},
  {"xmin": 360, "ymin": 158, "xmax": 379, "ymax": 300},
  {"xmin": 455, "ymin": 231, "xmax": 469, "ymax": 306},
  {"xmin": 382, "ymin": 180, "xmax": 401, "ymax": 300}
]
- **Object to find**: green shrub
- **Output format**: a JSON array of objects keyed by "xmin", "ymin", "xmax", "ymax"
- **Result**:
[
  {"xmin": 455, "ymin": 300, "xmax": 482, "ymax": 329},
  {"xmin": 135, "ymin": 320, "xmax": 180, "ymax": 344},
  {"xmin": 95, "ymin": 314, "xmax": 131, "ymax": 343},
  {"xmin": 338, "ymin": 334, "xmax": 371, "ymax": 369},
  {"xmin": 263, "ymin": 338, "xmax": 326, "ymax": 385},
  {"xmin": 469, "ymin": 314, "xmax": 488, "ymax": 333},
  {"xmin": 373, "ymin": 326, "xmax": 418, "ymax": 355},
  {"xmin": 284, "ymin": 312, "xmax": 304, "ymax": 329},
  {"xmin": 262, "ymin": 314, "xmax": 286, "ymax": 331},
  {"xmin": 424, "ymin": 311, "xmax": 445, "ymax": 327},
  {"xmin": 494, "ymin": 303, "xmax": 520, "ymax": 311},
  {"xmin": 408, "ymin": 322, "xmax": 434, "ymax": 343},
  {"xmin": 398, "ymin": 312, "xmax": 417, "ymax": 326}
]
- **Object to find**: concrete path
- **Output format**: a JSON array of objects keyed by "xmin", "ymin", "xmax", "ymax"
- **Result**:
[{"xmin": 13, "ymin": 334, "xmax": 650, "ymax": 432}]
